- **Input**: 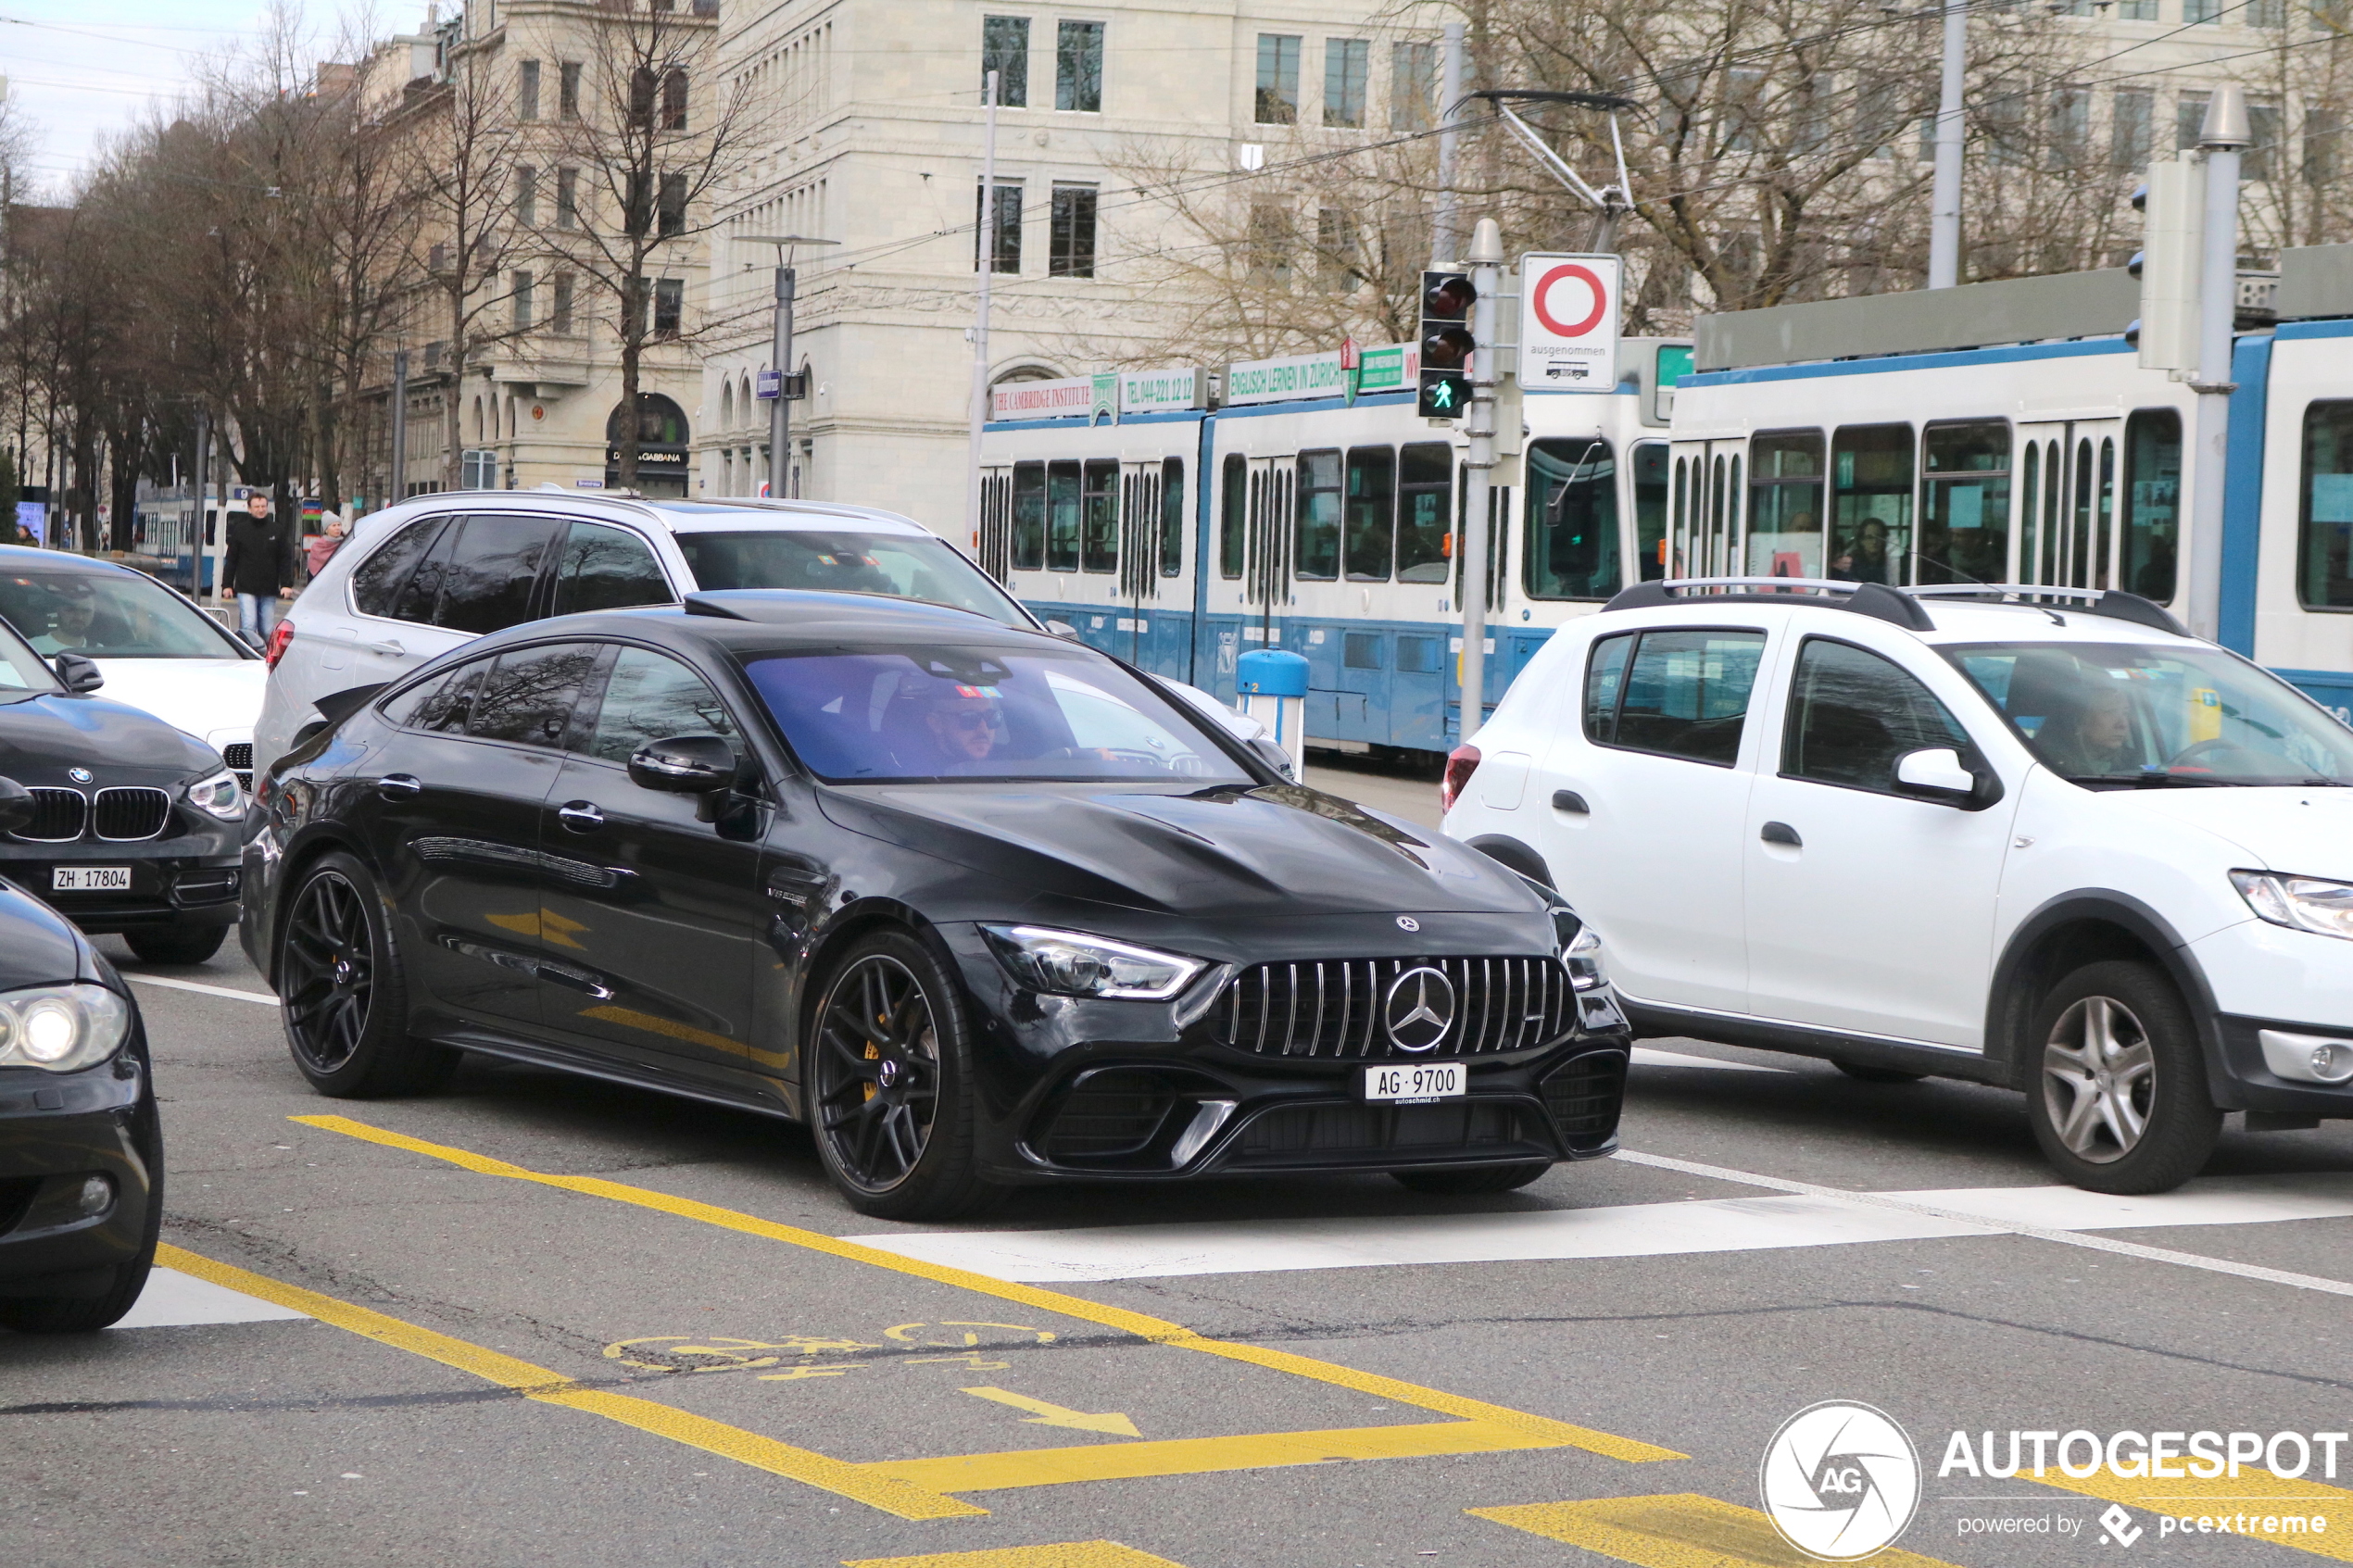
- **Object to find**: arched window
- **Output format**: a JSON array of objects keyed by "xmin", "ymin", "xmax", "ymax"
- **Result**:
[
  {"xmin": 739, "ymin": 373, "xmax": 752, "ymax": 425},
  {"xmin": 662, "ymin": 69, "xmax": 688, "ymax": 131},
  {"xmin": 606, "ymin": 394, "xmax": 693, "ymax": 497},
  {"xmin": 471, "ymin": 396, "xmax": 484, "ymax": 443},
  {"xmin": 504, "ymin": 396, "xmax": 518, "ymax": 442},
  {"xmin": 720, "ymin": 378, "xmax": 734, "ymax": 431},
  {"xmin": 629, "ymin": 66, "xmax": 658, "ymax": 128}
]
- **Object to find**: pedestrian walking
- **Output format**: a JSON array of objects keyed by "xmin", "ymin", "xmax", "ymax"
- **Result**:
[
  {"xmin": 222, "ymin": 492, "xmax": 296, "ymax": 648},
  {"xmin": 304, "ymin": 511, "xmax": 349, "ymax": 580}
]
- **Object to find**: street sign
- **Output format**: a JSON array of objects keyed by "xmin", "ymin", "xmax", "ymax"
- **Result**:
[
  {"xmin": 755, "ymin": 368, "xmax": 783, "ymax": 400},
  {"xmin": 1517, "ymin": 253, "xmax": 1621, "ymax": 392}
]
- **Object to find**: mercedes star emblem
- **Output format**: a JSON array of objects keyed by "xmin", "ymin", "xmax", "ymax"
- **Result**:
[
  {"xmin": 1383, "ymin": 966, "xmax": 1456, "ymax": 1052},
  {"xmin": 67, "ymin": 767, "xmax": 93, "ymax": 784},
  {"xmin": 1395, "ymin": 915, "xmax": 1420, "ymax": 932}
]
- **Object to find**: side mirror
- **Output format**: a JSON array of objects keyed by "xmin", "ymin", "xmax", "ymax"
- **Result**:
[
  {"xmin": 1894, "ymin": 746, "xmax": 1989, "ymax": 808},
  {"xmin": 1045, "ymin": 620, "xmax": 1082, "ymax": 641},
  {"xmin": 0, "ymin": 776, "xmax": 31, "ymax": 835},
  {"xmin": 54, "ymin": 653, "xmax": 103, "ymax": 694},
  {"xmin": 627, "ymin": 734, "xmax": 739, "ymax": 796},
  {"xmin": 1247, "ymin": 736, "xmax": 1296, "ymax": 781}
]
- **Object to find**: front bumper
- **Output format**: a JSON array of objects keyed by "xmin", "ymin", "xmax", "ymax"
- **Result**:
[
  {"xmin": 2188, "ymin": 919, "xmax": 2353, "ymax": 1115},
  {"xmin": 938, "ymin": 924, "xmax": 1630, "ymax": 1184},
  {"xmin": 0, "ymin": 847, "xmax": 242, "ymax": 934},
  {"xmin": 0, "ymin": 1057, "xmax": 156, "ymax": 1296}
]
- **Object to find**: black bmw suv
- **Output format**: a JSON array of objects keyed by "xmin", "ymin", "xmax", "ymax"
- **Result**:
[{"xmin": 246, "ymin": 593, "xmax": 1630, "ymax": 1220}]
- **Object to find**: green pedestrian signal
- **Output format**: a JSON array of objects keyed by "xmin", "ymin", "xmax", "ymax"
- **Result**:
[{"xmin": 1418, "ymin": 368, "xmax": 1468, "ymax": 420}]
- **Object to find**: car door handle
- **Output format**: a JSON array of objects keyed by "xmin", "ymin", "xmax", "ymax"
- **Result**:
[
  {"xmin": 1551, "ymin": 789, "xmax": 1590, "ymax": 815},
  {"xmin": 360, "ymin": 639, "xmax": 407, "ymax": 657},
  {"xmin": 558, "ymin": 801, "xmax": 604, "ymax": 834},
  {"xmin": 1760, "ymin": 821, "xmax": 1802, "ymax": 848},
  {"xmin": 375, "ymin": 773, "xmax": 422, "ymax": 800}
]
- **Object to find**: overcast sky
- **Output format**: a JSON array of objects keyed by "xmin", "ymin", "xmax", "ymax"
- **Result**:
[{"xmin": 1, "ymin": 2, "xmax": 424, "ymax": 196}]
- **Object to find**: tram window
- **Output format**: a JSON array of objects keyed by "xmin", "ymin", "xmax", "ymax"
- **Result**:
[
  {"xmin": 1218, "ymin": 454, "xmax": 1246, "ymax": 579},
  {"xmin": 1747, "ymin": 431, "xmax": 1825, "ymax": 578},
  {"xmin": 1344, "ymin": 446, "xmax": 1395, "ymax": 581},
  {"xmin": 1830, "ymin": 424, "xmax": 1912, "ymax": 586},
  {"xmin": 1295, "ymin": 450, "xmax": 1342, "ymax": 580},
  {"xmin": 1524, "ymin": 437, "xmax": 1620, "ymax": 600},
  {"xmin": 1671, "ymin": 455, "xmax": 1689, "ymax": 578},
  {"xmin": 1160, "ymin": 457, "xmax": 1185, "ymax": 576},
  {"xmin": 2123, "ymin": 409, "xmax": 2180, "ymax": 603},
  {"xmin": 1081, "ymin": 458, "xmax": 1118, "ymax": 572},
  {"xmin": 1012, "ymin": 462, "xmax": 1046, "ymax": 571},
  {"xmin": 1919, "ymin": 420, "xmax": 2011, "ymax": 585},
  {"xmin": 2095, "ymin": 437, "xmax": 2117, "ymax": 589},
  {"xmin": 1046, "ymin": 460, "xmax": 1081, "ymax": 572},
  {"xmin": 2020, "ymin": 445, "xmax": 2041, "ymax": 584},
  {"xmin": 2299, "ymin": 401, "xmax": 2353, "ymax": 608},
  {"xmin": 1397, "ymin": 443, "xmax": 1452, "ymax": 583},
  {"xmin": 1634, "ymin": 442, "xmax": 1668, "ymax": 582}
]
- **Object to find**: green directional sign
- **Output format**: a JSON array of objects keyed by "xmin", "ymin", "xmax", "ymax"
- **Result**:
[{"xmin": 1418, "ymin": 368, "xmax": 1468, "ymax": 420}]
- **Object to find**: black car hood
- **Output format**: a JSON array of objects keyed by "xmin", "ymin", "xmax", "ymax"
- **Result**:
[
  {"xmin": 0, "ymin": 877, "xmax": 92, "ymax": 987},
  {"xmin": 0, "ymin": 692, "xmax": 219, "ymax": 787},
  {"xmin": 819, "ymin": 782, "xmax": 1544, "ymax": 919}
]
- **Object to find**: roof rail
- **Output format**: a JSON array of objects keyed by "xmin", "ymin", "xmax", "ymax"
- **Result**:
[
  {"xmin": 1603, "ymin": 576, "xmax": 1935, "ymax": 632},
  {"xmin": 1904, "ymin": 583, "xmax": 2191, "ymax": 637}
]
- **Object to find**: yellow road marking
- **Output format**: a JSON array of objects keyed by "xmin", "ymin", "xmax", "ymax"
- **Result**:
[
  {"xmin": 296, "ymin": 1114, "xmax": 1680, "ymax": 1465},
  {"xmin": 843, "ymin": 1544, "xmax": 1187, "ymax": 1568},
  {"xmin": 2027, "ymin": 1471, "xmax": 2353, "ymax": 1560},
  {"xmin": 872, "ymin": 1417, "xmax": 1587, "ymax": 1493},
  {"xmin": 961, "ymin": 1386, "xmax": 1140, "ymax": 1436},
  {"xmin": 1470, "ymin": 1494, "xmax": 1969, "ymax": 1568},
  {"xmin": 154, "ymin": 1243, "xmax": 983, "ymax": 1522}
]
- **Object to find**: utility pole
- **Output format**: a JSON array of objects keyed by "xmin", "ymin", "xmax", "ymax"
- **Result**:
[
  {"xmin": 389, "ymin": 349, "xmax": 409, "ymax": 509},
  {"xmin": 2187, "ymin": 84, "xmax": 2249, "ymax": 643},
  {"xmin": 965, "ymin": 69, "xmax": 1000, "ymax": 549},
  {"xmin": 739, "ymin": 234, "xmax": 838, "ymax": 501},
  {"xmin": 1459, "ymin": 218, "xmax": 1503, "ymax": 746},
  {"xmin": 1431, "ymin": 23, "xmax": 1465, "ymax": 264},
  {"xmin": 1927, "ymin": 0, "xmax": 1967, "ymax": 289}
]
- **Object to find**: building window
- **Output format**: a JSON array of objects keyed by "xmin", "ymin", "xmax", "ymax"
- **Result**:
[
  {"xmin": 2176, "ymin": 90, "xmax": 2210, "ymax": 151},
  {"xmin": 630, "ymin": 67, "xmax": 658, "ymax": 128},
  {"xmin": 1325, "ymin": 39, "xmax": 1367, "ymax": 129},
  {"xmin": 2248, "ymin": 95, "xmax": 2283, "ymax": 182},
  {"xmin": 1390, "ymin": 41, "xmax": 1435, "ymax": 131},
  {"xmin": 2307, "ymin": 107, "xmax": 2340, "ymax": 190},
  {"xmin": 2184, "ymin": 0, "xmax": 2220, "ymax": 19},
  {"xmin": 662, "ymin": 69, "xmax": 688, "ymax": 130},
  {"xmin": 2115, "ymin": 0, "xmax": 2155, "ymax": 16},
  {"xmin": 519, "ymin": 59, "xmax": 541, "ymax": 120},
  {"xmin": 1056, "ymin": 19, "xmax": 1101, "ymax": 112},
  {"xmin": 560, "ymin": 61, "xmax": 583, "ymax": 119},
  {"xmin": 653, "ymin": 278, "xmax": 684, "ymax": 337},
  {"xmin": 625, "ymin": 172, "xmax": 652, "ymax": 235},
  {"xmin": 975, "ymin": 179, "xmax": 1022, "ymax": 272},
  {"xmin": 981, "ymin": 15, "xmax": 1028, "ymax": 107},
  {"xmin": 514, "ymin": 164, "xmax": 537, "ymax": 225},
  {"xmin": 2047, "ymin": 87, "xmax": 2088, "ymax": 170},
  {"xmin": 1256, "ymin": 35, "xmax": 1300, "ymax": 125},
  {"xmin": 1248, "ymin": 204, "xmax": 1291, "ymax": 286},
  {"xmin": 658, "ymin": 171, "xmax": 687, "ymax": 236},
  {"xmin": 1050, "ymin": 183, "xmax": 1095, "ymax": 277},
  {"xmin": 1316, "ymin": 208, "xmax": 1357, "ymax": 293},
  {"xmin": 556, "ymin": 167, "xmax": 579, "ymax": 229},
  {"xmin": 513, "ymin": 270, "xmax": 534, "ymax": 331},
  {"xmin": 2111, "ymin": 87, "xmax": 2153, "ymax": 170},
  {"xmin": 553, "ymin": 272, "xmax": 574, "ymax": 332}
]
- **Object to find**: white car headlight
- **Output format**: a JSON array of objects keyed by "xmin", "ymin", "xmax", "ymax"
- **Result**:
[
  {"xmin": 2231, "ymin": 870, "xmax": 2353, "ymax": 941},
  {"xmin": 0, "ymin": 983, "xmax": 132, "ymax": 1073},
  {"xmin": 980, "ymin": 925, "xmax": 1206, "ymax": 1000},
  {"xmin": 186, "ymin": 769, "xmax": 245, "ymax": 821}
]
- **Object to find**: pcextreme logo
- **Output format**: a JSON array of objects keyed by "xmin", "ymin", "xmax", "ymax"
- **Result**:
[{"xmin": 1760, "ymin": 1400, "xmax": 1924, "ymax": 1562}]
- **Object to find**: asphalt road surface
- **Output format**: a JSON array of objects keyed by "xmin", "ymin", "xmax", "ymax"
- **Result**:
[{"xmin": 9, "ymin": 760, "xmax": 2353, "ymax": 1568}]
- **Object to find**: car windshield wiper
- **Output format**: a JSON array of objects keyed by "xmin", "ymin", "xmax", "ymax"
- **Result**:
[{"xmin": 2068, "ymin": 771, "xmax": 2235, "ymax": 788}]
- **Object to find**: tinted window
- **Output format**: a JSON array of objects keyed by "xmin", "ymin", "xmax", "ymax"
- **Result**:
[
  {"xmin": 1783, "ymin": 638, "xmax": 1974, "ymax": 793},
  {"xmin": 466, "ymin": 643, "xmax": 599, "ymax": 747},
  {"xmin": 1047, "ymin": 460, "xmax": 1081, "ymax": 572},
  {"xmin": 1160, "ymin": 456, "xmax": 1185, "ymax": 576},
  {"xmin": 1633, "ymin": 442, "xmax": 1668, "ymax": 582},
  {"xmin": 352, "ymin": 517, "xmax": 448, "ymax": 620},
  {"xmin": 1583, "ymin": 633, "xmax": 1633, "ymax": 741},
  {"xmin": 1081, "ymin": 458, "xmax": 1118, "ymax": 573},
  {"xmin": 552, "ymin": 521, "xmax": 674, "ymax": 616},
  {"xmin": 1524, "ymin": 438, "xmax": 1619, "ymax": 600},
  {"xmin": 1012, "ymin": 461, "xmax": 1046, "ymax": 571},
  {"xmin": 1219, "ymin": 454, "xmax": 1246, "ymax": 579},
  {"xmin": 1587, "ymin": 628, "xmax": 1766, "ymax": 766},
  {"xmin": 674, "ymin": 529, "xmax": 1028, "ymax": 627},
  {"xmin": 2123, "ymin": 408, "xmax": 2181, "ymax": 603},
  {"xmin": 587, "ymin": 646, "xmax": 741, "ymax": 765},
  {"xmin": 2299, "ymin": 400, "xmax": 2353, "ymax": 609},
  {"xmin": 391, "ymin": 659, "xmax": 487, "ymax": 733},
  {"xmin": 434, "ymin": 515, "xmax": 563, "ymax": 634}
]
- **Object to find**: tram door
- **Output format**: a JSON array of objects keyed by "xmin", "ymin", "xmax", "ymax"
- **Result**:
[
  {"xmin": 1116, "ymin": 460, "xmax": 1164, "ymax": 669},
  {"xmin": 1668, "ymin": 440, "xmax": 1745, "ymax": 579},
  {"xmin": 1243, "ymin": 456, "xmax": 1290, "ymax": 646},
  {"xmin": 2017, "ymin": 420, "xmax": 2121, "ymax": 589},
  {"xmin": 976, "ymin": 467, "xmax": 1013, "ymax": 583}
]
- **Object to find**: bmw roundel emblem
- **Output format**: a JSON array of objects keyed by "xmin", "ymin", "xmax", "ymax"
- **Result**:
[
  {"xmin": 1394, "ymin": 915, "xmax": 1420, "ymax": 933},
  {"xmin": 1383, "ymin": 966, "xmax": 1457, "ymax": 1052},
  {"xmin": 67, "ymin": 767, "xmax": 93, "ymax": 784}
]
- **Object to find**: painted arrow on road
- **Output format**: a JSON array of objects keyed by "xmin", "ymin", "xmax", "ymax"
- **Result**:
[{"xmin": 962, "ymin": 1386, "xmax": 1141, "ymax": 1437}]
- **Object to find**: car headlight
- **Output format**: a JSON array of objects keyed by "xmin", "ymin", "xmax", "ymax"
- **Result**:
[
  {"xmin": 1564, "ymin": 926, "xmax": 1609, "ymax": 993},
  {"xmin": 2232, "ymin": 870, "xmax": 2353, "ymax": 941},
  {"xmin": 980, "ymin": 925, "xmax": 1206, "ymax": 1000},
  {"xmin": 186, "ymin": 769, "xmax": 245, "ymax": 821},
  {"xmin": 0, "ymin": 983, "xmax": 132, "ymax": 1073}
]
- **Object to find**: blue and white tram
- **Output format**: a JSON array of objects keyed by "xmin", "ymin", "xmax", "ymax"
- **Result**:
[{"xmin": 976, "ymin": 339, "xmax": 1689, "ymax": 755}]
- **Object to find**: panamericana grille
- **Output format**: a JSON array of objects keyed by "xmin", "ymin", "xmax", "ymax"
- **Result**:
[
  {"xmin": 222, "ymin": 742, "xmax": 253, "ymax": 789},
  {"xmin": 18, "ymin": 788, "xmax": 86, "ymax": 842},
  {"xmin": 93, "ymin": 787, "xmax": 171, "ymax": 841},
  {"xmin": 1209, "ymin": 955, "xmax": 1574, "ymax": 1059}
]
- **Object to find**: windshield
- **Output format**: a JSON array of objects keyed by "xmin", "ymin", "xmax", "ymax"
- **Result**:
[
  {"xmin": 0, "ymin": 567, "xmax": 246, "ymax": 659},
  {"xmin": 0, "ymin": 617, "xmax": 60, "ymax": 696},
  {"xmin": 1945, "ymin": 641, "xmax": 2353, "ymax": 786},
  {"xmin": 746, "ymin": 646, "xmax": 1252, "ymax": 785},
  {"xmin": 676, "ymin": 530, "xmax": 1030, "ymax": 629}
]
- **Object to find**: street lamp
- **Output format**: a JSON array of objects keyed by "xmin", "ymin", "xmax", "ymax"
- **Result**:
[{"xmin": 734, "ymin": 233, "xmax": 838, "ymax": 499}]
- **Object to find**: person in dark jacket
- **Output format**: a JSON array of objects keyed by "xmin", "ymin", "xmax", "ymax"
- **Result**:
[{"xmin": 222, "ymin": 492, "xmax": 296, "ymax": 647}]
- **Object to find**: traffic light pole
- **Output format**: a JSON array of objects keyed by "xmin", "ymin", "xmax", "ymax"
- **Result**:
[
  {"xmin": 771, "ymin": 264, "xmax": 795, "ymax": 498},
  {"xmin": 964, "ymin": 69, "xmax": 1000, "ymax": 552},
  {"xmin": 1459, "ymin": 218, "xmax": 1504, "ymax": 747},
  {"xmin": 2188, "ymin": 84, "xmax": 2249, "ymax": 643}
]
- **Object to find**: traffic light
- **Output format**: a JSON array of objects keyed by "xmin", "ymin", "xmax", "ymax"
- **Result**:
[
  {"xmin": 1418, "ymin": 270, "xmax": 1475, "ymax": 420},
  {"xmin": 2133, "ymin": 165, "xmax": 2201, "ymax": 373}
]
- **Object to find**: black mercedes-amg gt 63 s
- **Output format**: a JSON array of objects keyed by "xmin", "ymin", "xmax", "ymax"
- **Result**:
[{"xmin": 245, "ymin": 592, "xmax": 1629, "ymax": 1219}]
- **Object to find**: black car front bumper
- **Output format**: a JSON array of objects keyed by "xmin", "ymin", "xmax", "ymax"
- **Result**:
[
  {"xmin": 2, "ymin": 844, "xmax": 241, "ymax": 935},
  {"xmin": 0, "ymin": 1055, "xmax": 157, "ymax": 1298}
]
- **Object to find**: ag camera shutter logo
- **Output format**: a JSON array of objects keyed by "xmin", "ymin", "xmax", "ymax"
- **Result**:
[{"xmin": 1760, "ymin": 1400, "xmax": 1922, "ymax": 1561}]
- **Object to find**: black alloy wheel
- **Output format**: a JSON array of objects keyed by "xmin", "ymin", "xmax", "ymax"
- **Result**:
[
  {"xmin": 1391, "ymin": 1160, "xmax": 1553, "ymax": 1195},
  {"xmin": 277, "ymin": 851, "xmax": 455, "ymax": 1098},
  {"xmin": 2025, "ymin": 959, "xmax": 2220, "ymax": 1195},
  {"xmin": 808, "ymin": 931, "xmax": 1000, "ymax": 1221}
]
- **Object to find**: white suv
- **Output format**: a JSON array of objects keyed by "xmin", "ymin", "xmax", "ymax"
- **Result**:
[
  {"xmin": 1442, "ymin": 578, "xmax": 2353, "ymax": 1194},
  {"xmin": 257, "ymin": 490, "xmax": 1271, "ymax": 771}
]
